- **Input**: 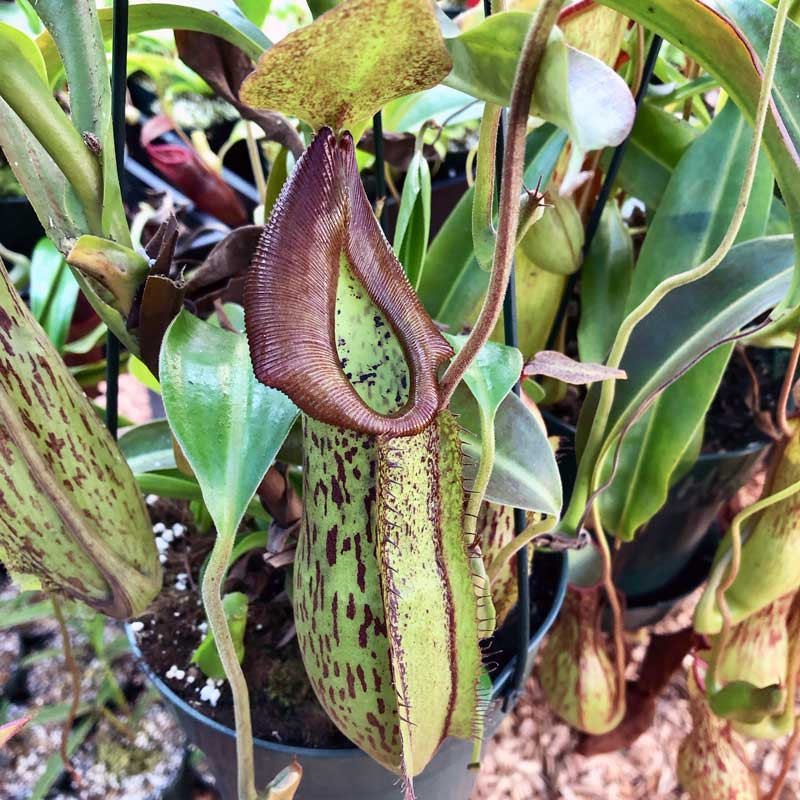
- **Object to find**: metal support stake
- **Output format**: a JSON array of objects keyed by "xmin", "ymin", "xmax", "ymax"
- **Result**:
[
  {"xmin": 106, "ymin": 0, "xmax": 129, "ymax": 438},
  {"xmin": 372, "ymin": 110, "xmax": 387, "ymax": 233}
]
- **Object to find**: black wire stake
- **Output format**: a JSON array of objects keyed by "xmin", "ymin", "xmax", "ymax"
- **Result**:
[
  {"xmin": 106, "ymin": 0, "xmax": 129, "ymax": 439},
  {"xmin": 545, "ymin": 34, "xmax": 663, "ymax": 351},
  {"xmin": 480, "ymin": 0, "xmax": 531, "ymax": 710},
  {"xmin": 372, "ymin": 110, "xmax": 387, "ymax": 233}
]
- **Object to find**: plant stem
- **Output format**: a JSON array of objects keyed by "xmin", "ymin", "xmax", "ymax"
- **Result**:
[
  {"xmin": 591, "ymin": 506, "xmax": 626, "ymax": 720},
  {"xmin": 244, "ymin": 121, "xmax": 268, "ymax": 208},
  {"xmin": 487, "ymin": 515, "xmax": 555, "ymax": 586},
  {"xmin": 439, "ymin": 0, "xmax": 565, "ymax": 406},
  {"xmin": 706, "ymin": 474, "xmax": 800, "ymax": 692},
  {"xmin": 562, "ymin": 0, "xmax": 791, "ymax": 535},
  {"xmin": 777, "ymin": 330, "xmax": 800, "ymax": 436},
  {"xmin": 201, "ymin": 528, "xmax": 257, "ymax": 800},
  {"xmin": 51, "ymin": 598, "xmax": 83, "ymax": 789}
]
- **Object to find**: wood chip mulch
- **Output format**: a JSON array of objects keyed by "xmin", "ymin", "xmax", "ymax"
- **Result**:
[{"xmin": 471, "ymin": 592, "xmax": 800, "ymax": 800}]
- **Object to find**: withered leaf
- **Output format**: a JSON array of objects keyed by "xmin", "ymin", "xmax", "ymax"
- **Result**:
[
  {"xmin": 174, "ymin": 30, "xmax": 304, "ymax": 158},
  {"xmin": 523, "ymin": 350, "xmax": 626, "ymax": 385}
]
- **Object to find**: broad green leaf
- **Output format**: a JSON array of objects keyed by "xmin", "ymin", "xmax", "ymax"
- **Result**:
[
  {"xmin": 207, "ymin": 301, "xmax": 246, "ymax": 334},
  {"xmin": 235, "ymin": 0, "xmax": 271, "ymax": 26},
  {"xmin": 192, "ymin": 591, "xmax": 248, "ymax": 679},
  {"xmin": 36, "ymin": 0, "xmax": 270, "ymax": 79},
  {"xmin": 29, "ymin": 239, "xmax": 79, "ymax": 354},
  {"xmin": 445, "ymin": 16, "xmax": 634, "ymax": 154},
  {"xmin": 240, "ymin": 0, "xmax": 452, "ymax": 131},
  {"xmin": 63, "ymin": 322, "xmax": 106, "ymax": 356},
  {"xmin": 393, "ymin": 148, "xmax": 431, "ymax": 290},
  {"xmin": 578, "ymin": 204, "xmax": 633, "ymax": 364},
  {"xmin": 594, "ymin": 106, "xmax": 774, "ymax": 540},
  {"xmin": 444, "ymin": 335, "xmax": 523, "ymax": 425},
  {"xmin": 598, "ymin": 0, "xmax": 800, "ymax": 323},
  {"xmin": 0, "ymin": 261, "xmax": 161, "ymax": 618},
  {"xmin": 605, "ymin": 102, "xmax": 699, "ymax": 211},
  {"xmin": 626, "ymin": 103, "xmax": 773, "ymax": 307},
  {"xmin": 577, "ymin": 236, "xmax": 795, "ymax": 501},
  {"xmin": 119, "ymin": 419, "xmax": 176, "ymax": 474},
  {"xmin": 451, "ymin": 385, "xmax": 561, "ymax": 516},
  {"xmin": 382, "ymin": 85, "xmax": 483, "ymax": 133},
  {"xmin": 0, "ymin": 26, "xmax": 102, "ymax": 237},
  {"xmin": 0, "ymin": 20, "xmax": 45, "ymax": 82},
  {"xmin": 420, "ymin": 124, "xmax": 566, "ymax": 329},
  {"xmin": 160, "ymin": 311, "xmax": 298, "ymax": 537}
]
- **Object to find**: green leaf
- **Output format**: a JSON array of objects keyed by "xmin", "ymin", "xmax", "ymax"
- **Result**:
[
  {"xmin": 30, "ymin": 0, "xmax": 128, "ymax": 244},
  {"xmin": 382, "ymin": 85, "xmax": 483, "ymax": 133},
  {"xmin": 445, "ymin": 16, "xmax": 634, "ymax": 155},
  {"xmin": 264, "ymin": 147, "xmax": 290, "ymax": 221},
  {"xmin": 594, "ymin": 103, "xmax": 774, "ymax": 541},
  {"xmin": 393, "ymin": 147, "xmax": 431, "ymax": 290},
  {"xmin": 577, "ymin": 235, "xmax": 795, "ymax": 506},
  {"xmin": 603, "ymin": 102, "xmax": 699, "ymax": 211},
  {"xmin": 29, "ymin": 239, "xmax": 79, "ymax": 354},
  {"xmin": 577, "ymin": 204, "xmax": 633, "ymax": 364},
  {"xmin": 160, "ymin": 311, "xmax": 298, "ymax": 537},
  {"xmin": 419, "ymin": 123, "xmax": 566, "ymax": 329},
  {"xmin": 63, "ymin": 322, "xmax": 106, "ymax": 356},
  {"xmin": 709, "ymin": 681, "xmax": 784, "ymax": 724},
  {"xmin": 0, "ymin": 262, "xmax": 161, "ymax": 618},
  {"xmin": 444, "ymin": 335, "xmax": 523, "ymax": 425},
  {"xmin": 128, "ymin": 355, "xmax": 162, "ymax": 394},
  {"xmin": 597, "ymin": 0, "xmax": 800, "ymax": 324},
  {"xmin": 451, "ymin": 385, "xmax": 562, "ymax": 517},
  {"xmin": 0, "ymin": 20, "xmax": 46, "ymax": 82},
  {"xmin": 119, "ymin": 419, "xmax": 176, "ymax": 474},
  {"xmin": 207, "ymin": 302, "xmax": 246, "ymax": 334},
  {"xmin": 192, "ymin": 591, "xmax": 248, "ymax": 679},
  {"xmin": 37, "ymin": 0, "xmax": 271, "ymax": 79},
  {"xmin": 240, "ymin": 0, "xmax": 452, "ymax": 131},
  {"xmin": 235, "ymin": 0, "xmax": 271, "ymax": 26}
]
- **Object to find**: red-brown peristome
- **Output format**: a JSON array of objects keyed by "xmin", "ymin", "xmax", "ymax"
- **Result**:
[{"xmin": 243, "ymin": 126, "xmax": 453, "ymax": 437}]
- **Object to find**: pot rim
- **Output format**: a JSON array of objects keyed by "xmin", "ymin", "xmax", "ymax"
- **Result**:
[{"xmin": 126, "ymin": 552, "xmax": 567, "ymax": 759}]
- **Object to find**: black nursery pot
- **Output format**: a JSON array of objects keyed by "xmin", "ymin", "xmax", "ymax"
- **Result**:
[{"xmin": 128, "ymin": 552, "xmax": 567, "ymax": 800}]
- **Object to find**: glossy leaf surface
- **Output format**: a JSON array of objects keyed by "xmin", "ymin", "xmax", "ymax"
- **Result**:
[
  {"xmin": 445, "ymin": 15, "xmax": 634, "ymax": 153},
  {"xmin": 393, "ymin": 148, "xmax": 431, "ymax": 290},
  {"xmin": 594, "ymin": 104, "xmax": 773, "ymax": 540},
  {"xmin": 451, "ymin": 386, "xmax": 561, "ymax": 517},
  {"xmin": 118, "ymin": 419, "xmax": 176, "ymax": 475},
  {"xmin": 160, "ymin": 311, "xmax": 298, "ymax": 537},
  {"xmin": 192, "ymin": 591, "xmax": 249, "ymax": 679},
  {"xmin": 29, "ymin": 239, "xmax": 79, "ymax": 354},
  {"xmin": 599, "ymin": 0, "xmax": 800, "ymax": 321}
]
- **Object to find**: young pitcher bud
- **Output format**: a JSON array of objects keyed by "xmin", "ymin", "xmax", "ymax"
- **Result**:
[
  {"xmin": 538, "ymin": 585, "xmax": 624, "ymax": 734},
  {"xmin": 0, "ymin": 262, "xmax": 161, "ymax": 618},
  {"xmin": 677, "ymin": 667, "xmax": 759, "ymax": 800},
  {"xmin": 518, "ymin": 191, "xmax": 584, "ymax": 275}
]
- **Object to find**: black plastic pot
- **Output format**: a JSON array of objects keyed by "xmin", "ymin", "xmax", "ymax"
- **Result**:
[
  {"xmin": 543, "ymin": 412, "xmax": 770, "ymax": 628},
  {"xmin": 612, "ymin": 441, "xmax": 769, "ymax": 603},
  {"xmin": 128, "ymin": 552, "xmax": 566, "ymax": 800}
]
